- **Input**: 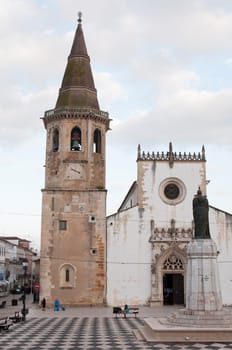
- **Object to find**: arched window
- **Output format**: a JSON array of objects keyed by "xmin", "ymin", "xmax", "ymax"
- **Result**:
[
  {"xmin": 53, "ymin": 128, "xmax": 59, "ymax": 152},
  {"xmin": 59, "ymin": 264, "xmax": 75, "ymax": 288},
  {"xmin": 71, "ymin": 127, "xmax": 81, "ymax": 151},
  {"xmin": 93, "ymin": 129, "xmax": 101, "ymax": 153}
]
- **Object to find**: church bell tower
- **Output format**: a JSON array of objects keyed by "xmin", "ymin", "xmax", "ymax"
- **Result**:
[{"xmin": 40, "ymin": 14, "xmax": 110, "ymax": 305}]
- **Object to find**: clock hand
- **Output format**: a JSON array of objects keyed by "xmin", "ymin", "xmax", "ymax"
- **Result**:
[{"xmin": 70, "ymin": 167, "xmax": 80, "ymax": 174}]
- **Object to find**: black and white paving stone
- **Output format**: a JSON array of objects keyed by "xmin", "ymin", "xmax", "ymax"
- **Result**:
[{"xmin": 1, "ymin": 317, "xmax": 232, "ymax": 350}]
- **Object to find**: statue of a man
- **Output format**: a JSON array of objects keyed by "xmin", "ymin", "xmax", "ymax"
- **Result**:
[{"xmin": 193, "ymin": 188, "xmax": 211, "ymax": 239}]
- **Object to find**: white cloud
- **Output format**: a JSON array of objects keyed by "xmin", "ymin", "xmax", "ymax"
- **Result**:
[
  {"xmin": 95, "ymin": 72, "xmax": 128, "ymax": 109},
  {"xmin": 0, "ymin": 0, "xmax": 38, "ymax": 31},
  {"xmin": 75, "ymin": 0, "xmax": 232, "ymax": 65},
  {"xmin": 225, "ymin": 58, "xmax": 232, "ymax": 65},
  {"xmin": 131, "ymin": 53, "xmax": 200, "ymax": 92},
  {"xmin": 0, "ymin": 86, "xmax": 56, "ymax": 146},
  {"xmin": 110, "ymin": 87, "xmax": 232, "ymax": 146},
  {"xmin": 0, "ymin": 0, "xmax": 232, "ymax": 246}
]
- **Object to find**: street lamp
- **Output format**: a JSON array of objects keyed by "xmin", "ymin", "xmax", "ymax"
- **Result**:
[{"xmin": 21, "ymin": 261, "xmax": 28, "ymax": 321}]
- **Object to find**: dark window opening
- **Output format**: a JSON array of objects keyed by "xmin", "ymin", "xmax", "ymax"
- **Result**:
[
  {"xmin": 164, "ymin": 184, "xmax": 180, "ymax": 200},
  {"xmin": 51, "ymin": 197, "xmax": 54, "ymax": 211},
  {"xmin": 59, "ymin": 220, "xmax": 67, "ymax": 231},
  {"xmin": 90, "ymin": 248, "xmax": 97, "ymax": 255},
  {"xmin": 89, "ymin": 216, "xmax": 96, "ymax": 223},
  {"xmin": 93, "ymin": 129, "xmax": 101, "ymax": 153},
  {"xmin": 53, "ymin": 128, "xmax": 59, "ymax": 152},
  {"xmin": 71, "ymin": 127, "xmax": 82, "ymax": 151},
  {"xmin": 65, "ymin": 269, "xmax": 70, "ymax": 282}
]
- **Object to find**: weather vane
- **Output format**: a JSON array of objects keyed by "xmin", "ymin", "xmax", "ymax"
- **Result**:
[{"xmin": 78, "ymin": 12, "xmax": 82, "ymax": 24}]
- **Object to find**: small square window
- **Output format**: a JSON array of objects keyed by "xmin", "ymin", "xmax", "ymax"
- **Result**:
[{"xmin": 59, "ymin": 220, "xmax": 67, "ymax": 231}]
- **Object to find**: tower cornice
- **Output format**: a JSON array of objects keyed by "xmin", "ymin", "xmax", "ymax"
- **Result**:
[{"xmin": 42, "ymin": 106, "xmax": 111, "ymax": 129}]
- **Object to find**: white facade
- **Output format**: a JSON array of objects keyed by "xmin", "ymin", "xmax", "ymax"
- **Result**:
[
  {"xmin": 106, "ymin": 144, "xmax": 232, "ymax": 306},
  {"xmin": 107, "ymin": 205, "xmax": 151, "ymax": 305},
  {"xmin": 209, "ymin": 207, "xmax": 232, "ymax": 305}
]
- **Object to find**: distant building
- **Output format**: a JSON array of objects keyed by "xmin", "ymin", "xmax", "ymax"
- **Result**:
[{"xmin": 0, "ymin": 236, "xmax": 37, "ymax": 296}]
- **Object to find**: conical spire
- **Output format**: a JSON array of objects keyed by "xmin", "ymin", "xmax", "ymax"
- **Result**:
[
  {"xmin": 69, "ymin": 12, "xmax": 88, "ymax": 57},
  {"xmin": 55, "ymin": 13, "xmax": 99, "ymax": 110}
]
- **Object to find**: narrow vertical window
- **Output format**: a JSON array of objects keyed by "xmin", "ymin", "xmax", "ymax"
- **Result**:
[
  {"xmin": 65, "ymin": 269, "xmax": 70, "ymax": 282},
  {"xmin": 71, "ymin": 127, "xmax": 81, "ymax": 151},
  {"xmin": 93, "ymin": 129, "xmax": 101, "ymax": 153},
  {"xmin": 53, "ymin": 128, "xmax": 59, "ymax": 152},
  {"xmin": 51, "ymin": 197, "xmax": 55, "ymax": 211}
]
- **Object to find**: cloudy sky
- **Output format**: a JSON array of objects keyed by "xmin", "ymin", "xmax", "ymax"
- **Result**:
[{"xmin": 0, "ymin": 0, "xmax": 232, "ymax": 249}]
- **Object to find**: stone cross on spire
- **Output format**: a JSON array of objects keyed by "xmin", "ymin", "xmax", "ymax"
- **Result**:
[{"xmin": 78, "ymin": 11, "xmax": 82, "ymax": 24}]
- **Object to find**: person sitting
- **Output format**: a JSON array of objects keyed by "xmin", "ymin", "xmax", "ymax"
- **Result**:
[
  {"xmin": 54, "ymin": 299, "xmax": 60, "ymax": 311},
  {"xmin": 123, "ymin": 304, "xmax": 130, "ymax": 318}
]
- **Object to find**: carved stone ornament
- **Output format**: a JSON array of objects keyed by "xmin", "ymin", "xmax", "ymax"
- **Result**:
[{"xmin": 163, "ymin": 254, "xmax": 184, "ymax": 271}]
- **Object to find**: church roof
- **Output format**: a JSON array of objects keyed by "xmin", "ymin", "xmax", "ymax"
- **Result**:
[
  {"xmin": 0, "ymin": 236, "xmax": 30, "ymax": 242},
  {"xmin": 55, "ymin": 13, "xmax": 99, "ymax": 110},
  {"xmin": 117, "ymin": 181, "xmax": 138, "ymax": 212},
  {"xmin": 209, "ymin": 205, "xmax": 232, "ymax": 217}
]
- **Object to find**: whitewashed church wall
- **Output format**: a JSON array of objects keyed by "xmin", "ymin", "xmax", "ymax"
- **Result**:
[
  {"xmin": 106, "ymin": 207, "xmax": 151, "ymax": 306},
  {"xmin": 120, "ymin": 185, "xmax": 138, "ymax": 211},
  {"xmin": 138, "ymin": 161, "xmax": 206, "ymax": 228},
  {"xmin": 209, "ymin": 207, "xmax": 232, "ymax": 305},
  {"xmin": 106, "ymin": 158, "xmax": 232, "ymax": 306}
]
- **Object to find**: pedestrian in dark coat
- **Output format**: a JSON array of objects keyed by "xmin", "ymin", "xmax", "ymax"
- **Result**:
[{"xmin": 41, "ymin": 297, "xmax": 46, "ymax": 311}]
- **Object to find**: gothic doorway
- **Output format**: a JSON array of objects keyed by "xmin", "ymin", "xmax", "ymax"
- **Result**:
[{"xmin": 163, "ymin": 273, "xmax": 184, "ymax": 305}]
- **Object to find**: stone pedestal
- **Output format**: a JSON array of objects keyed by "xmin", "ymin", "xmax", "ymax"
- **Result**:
[
  {"xmin": 135, "ymin": 239, "xmax": 232, "ymax": 343},
  {"xmin": 166, "ymin": 239, "xmax": 225, "ymax": 327},
  {"xmin": 185, "ymin": 239, "xmax": 222, "ymax": 312}
]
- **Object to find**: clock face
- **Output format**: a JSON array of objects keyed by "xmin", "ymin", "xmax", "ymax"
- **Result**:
[{"xmin": 65, "ymin": 163, "xmax": 84, "ymax": 180}]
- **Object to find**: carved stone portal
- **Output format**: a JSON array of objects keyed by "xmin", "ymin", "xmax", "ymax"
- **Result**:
[{"xmin": 149, "ymin": 222, "xmax": 192, "ymax": 306}]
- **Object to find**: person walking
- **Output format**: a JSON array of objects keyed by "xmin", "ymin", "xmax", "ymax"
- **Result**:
[{"xmin": 41, "ymin": 297, "xmax": 46, "ymax": 311}]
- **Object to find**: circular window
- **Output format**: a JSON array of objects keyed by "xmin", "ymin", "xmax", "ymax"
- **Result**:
[
  {"xmin": 164, "ymin": 184, "xmax": 180, "ymax": 200},
  {"xmin": 159, "ymin": 178, "xmax": 186, "ymax": 205}
]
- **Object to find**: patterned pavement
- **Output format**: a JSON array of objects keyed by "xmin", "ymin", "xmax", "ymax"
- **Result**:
[{"xmin": 1, "ymin": 317, "xmax": 232, "ymax": 350}]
